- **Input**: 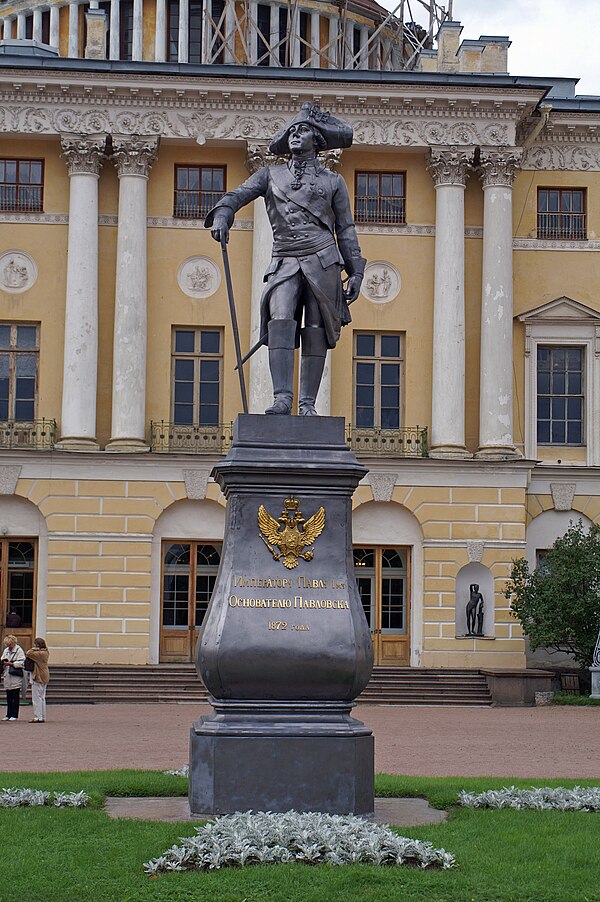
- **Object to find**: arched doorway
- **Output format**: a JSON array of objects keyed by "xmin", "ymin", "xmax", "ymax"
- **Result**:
[
  {"xmin": 151, "ymin": 499, "xmax": 225, "ymax": 663},
  {"xmin": 352, "ymin": 501, "xmax": 423, "ymax": 666},
  {"xmin": 0, "ymin": 495, "xmax": 46, "ymax": 654}
]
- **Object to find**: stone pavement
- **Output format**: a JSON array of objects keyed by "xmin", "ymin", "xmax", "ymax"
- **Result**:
[{"xmin": 2, "ymin": 703, "xmax": 599, "ymax": 778}]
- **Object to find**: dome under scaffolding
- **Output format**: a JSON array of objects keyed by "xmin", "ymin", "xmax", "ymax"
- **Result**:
[{"xmin": 0, "ymin": 0, "xmax": 453, "ymax": 71}]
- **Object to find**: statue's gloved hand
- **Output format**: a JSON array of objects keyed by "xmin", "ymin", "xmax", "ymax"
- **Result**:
[
  {"xmin": 211, "ymin": 217, "xmax": 230, "ymax": 245},
  {"xmin": 343, "ymin": 273, "xmax": 363, "ymax": 304}
]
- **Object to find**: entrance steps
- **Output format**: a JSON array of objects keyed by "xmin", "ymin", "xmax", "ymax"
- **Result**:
[{"xmin": 46, "ymin": 665, "xmax": 493, "ymax": 706}]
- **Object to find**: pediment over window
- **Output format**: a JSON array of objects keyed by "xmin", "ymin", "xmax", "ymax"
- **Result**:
[{"xmin": 517, "ymin": 297, "xmax": 600, "ymax": 325}]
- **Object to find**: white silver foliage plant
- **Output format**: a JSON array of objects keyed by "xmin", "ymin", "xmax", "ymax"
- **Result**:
[
  {"xmin": 0, "ymin": 787, "xmax": 89, "ymax": 808},
  {"xmin": 144, "ymin": 811, "xmax": 456, "ymax": 875},
  {"xmin": 163, "ymin": 765, "xmax": 189, "ymax": 778},
  {"xmin": 459, "ymin": 786, "xmax": 600, "ymax": 811}
]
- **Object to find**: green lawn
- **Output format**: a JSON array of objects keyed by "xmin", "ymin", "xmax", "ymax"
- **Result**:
[{"xmin": 0, "ymin": 771, "xmax": 599, "ymax": 902}]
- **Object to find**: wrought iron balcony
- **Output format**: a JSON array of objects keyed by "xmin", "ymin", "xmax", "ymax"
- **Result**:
[
  {"xmin": 346, "ymin": 425, "xmax": 428, "ymax": 457},
  {"xmin": 0, "ymin": 418, "xmax": 56, "ymax": 450},
  {"xmin": 150, "ymin": 421, "xmax": 234, "ymax": 454}
]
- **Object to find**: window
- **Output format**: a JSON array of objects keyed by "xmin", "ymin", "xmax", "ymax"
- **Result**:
[
  {"xmin": 278, "ymin": 7, "xmax": 288, "ymax": 65},
  {"xmin": 537, "ymin": 188, "xmax": 586, "ymax": 240},
  {"xmin": 355, "ymin": 171, "xmax": 405, "ymax": 225},
  {"xmin": 0, "ymin": 324, "xmax": 39, "ymax": 422},
  {"xmin": 209, "ymin": 0, "xmax": 225, "ymax": 62},
  {"xmin": 537, "ymin": 346, "xmax": 584, "ymax": 445},
  {"xmin": 0, "ymin": 159, "xmax": 43, "ymax": 213},
  {"xmin": 172, "ymin": 328, "xmax": 222, "ymax": 426},
  {"xmin": 353, "ymin": 333, "xmax": 402, "ymax": 429},
  {"xmin": 120, "ymin": 0, "xmax": 134, "ymax": 59},
  {"xmin": 162, "ymin": 541, "xmax": 220, "ymax": 629},
  {"xmin": 299, "ymin": 11, "xmax": 309, "ymax": 64},
  {"xmin": 174, "ymin": 165, "xmax": 225, "ymax": 218},
  {"xmin": 0, "ymin": 540, "xmax": 36, "ymax": 630},
  {"xmin": 256, "ymin": 4, "xmax": 271, "ymax": 65}
]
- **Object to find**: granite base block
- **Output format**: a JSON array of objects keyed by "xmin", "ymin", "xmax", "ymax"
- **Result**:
[{"xmin": 189, "ymin": 730, "xmax": 374, "ymax": 816}]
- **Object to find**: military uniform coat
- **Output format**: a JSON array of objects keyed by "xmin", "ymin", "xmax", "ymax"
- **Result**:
[{"xmin": 205, "ymin": 161, "xmax": 364, "ymax": 349}]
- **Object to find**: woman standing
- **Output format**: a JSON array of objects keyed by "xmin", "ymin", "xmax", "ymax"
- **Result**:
[
  {"xmin": 25, "ymin": 638, "xmax": 49, "ymax": 723},
  {"xmin": 1, "ymin": 634, "xmax": 26, "ymax": 721}
]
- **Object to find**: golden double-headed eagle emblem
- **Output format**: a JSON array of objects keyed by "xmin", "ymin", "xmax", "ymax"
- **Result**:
[{"xmin": 258, "ymin": 496, "xmax": 325, "ymax": 569}]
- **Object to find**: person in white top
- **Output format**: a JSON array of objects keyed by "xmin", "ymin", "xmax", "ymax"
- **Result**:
[{"xmin": 1, "ymin": 635, "xmax": 26, "ymax": 721}]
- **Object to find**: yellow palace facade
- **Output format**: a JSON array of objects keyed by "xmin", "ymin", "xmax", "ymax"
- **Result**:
[{"xmin": 0, "ymin": 2, "xmax": 599, "ymax": 676}]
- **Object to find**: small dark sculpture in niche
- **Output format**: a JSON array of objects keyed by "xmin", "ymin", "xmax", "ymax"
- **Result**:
[{"xmin": 466, "ymin": 583, "xmax": 485, "ymax": 637}]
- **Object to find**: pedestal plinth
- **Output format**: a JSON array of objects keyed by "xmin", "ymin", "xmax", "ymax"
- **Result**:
[{"xmin": 189, "ymin": 415, "xmax": 374, "ymax": 816}]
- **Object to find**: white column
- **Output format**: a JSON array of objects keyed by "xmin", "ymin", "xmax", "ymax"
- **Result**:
[
  {"xmin": 248, "ymin": 0, "xmax": 257, "ymax": 64},
  {"xmin": 109, "ymin": 0, "xmax": 120, "ymax": 58},
  {"xmin": 155, "ymin": 0, "xmax": 166, "ymax": 60},
  {"xmin": 68, "ymin": 3, "xmax": 78, "ymax": 55},
  {"xmin": 310, "ymin": 11, "xmax": 320, "ymax": 67},
  {"xmin": 289, "ymin": 5, "xmax": 300, "ymax": 66},
  {"xmin": 17, "ymin": 13, "xmax": 26, "ymax": 39},
  {"xmin": 3, "ymin": 17, "xmax": 13, "ymax": 40},
  {"xmin": 328, "ymin": 14, "xmax": 338, "ymax": 67},
  {"xmin": 359, "ymin": 26, "xmax": 369, "ymax": 69},
  {"xmin": 178, "ymin": 0, "xmax": 189, "ymax": 61},
  {"xmin": 107, "ymin": 136, "xmax": 159, "ymax": 452},
  {"xmin": 32, "ymin": 9, "xmax": 42, "ymax": 42},
  {"xmin": 427, "ymin": 148, "xmax": 472, "ymax": 457},
  {"xmin": 269, "ymin": 4, "xmax": 279, "ymax": 65},
  {"xmin": 476, "ymin": 151, "xmax": 522, "ymax": 458},
  {"xmin": 246, "ymin": 144, "xmax": 274, "ymax": 414},
  {"xmin": 224, "ymin": 0, "xmax": 235, "ymax": 63},
  {"xmin": 132, "ymin": 0, "xmax": 143, "ymax": 60},
  {"xmin": 49, "ymin": 6, "xmax": 60, "ymax": 47},
  {"xmin": 57, "ymin": 135, "xmax": 106, "ymax": 451}
]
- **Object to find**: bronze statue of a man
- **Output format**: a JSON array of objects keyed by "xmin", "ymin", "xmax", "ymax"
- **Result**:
[{"xmin": 206, "ymin": 103, "xmax": 365, "ymax": 416}]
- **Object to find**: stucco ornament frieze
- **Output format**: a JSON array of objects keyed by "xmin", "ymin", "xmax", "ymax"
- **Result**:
[
  {"xmin": 0, "ymin": 466, "xmax": 21, "ymax": 495},
  {"xmin": 522, "ymin": 143, "xmax": 600, "ymax": 172},
  {"xmin": 478, "ymin": 149, "xmax": 523, "ymax": 188},
  {"xmin": 177, "ymin": 256, "xmax": 221, "ymax": 299},
  {"xmin": 362, "ymin": 262, "xmax": 401, "ymax": 304},
  {"xmin": 0, "ymin": 250, "xmax": 37, "ymax": 294},
  {"xmin": 60, "ymin": 133, "xmax": 107, "ymax": 176},
  {"xmin": 466, "ymin": 540, "xmax": 485, "ymax": 563},
  {"xmin": 110, "ymin": 135, "xmax": 160, "ymax": 177},
  {"xmin": 427, "ymin": 148, "xmax": 473, "ymax": 187}
]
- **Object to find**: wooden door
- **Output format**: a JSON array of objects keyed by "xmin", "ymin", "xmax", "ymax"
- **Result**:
[
  {"xmin": 160, "ymin": 541, "xmax": 221, "ymax": 662},
  {"xmin": 353, "ymin": 546, "xmax": 410, "ymax": 666},
  {"xmin": 0, "ymin": 539, "xmax": 37, "ymax": 655}
]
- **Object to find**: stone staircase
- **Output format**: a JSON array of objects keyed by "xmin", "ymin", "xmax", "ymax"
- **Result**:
[{"xmin": 45, "ymin": 665, "xmax": 493, "ymax": 706}]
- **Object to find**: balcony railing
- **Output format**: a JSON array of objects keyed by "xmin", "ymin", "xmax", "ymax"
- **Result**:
[
  {"xmin": 0, "ymin": 418, "xmax": 56, "ymax": 449},
  {"xmin": 537, "ymin": 212, "xmax": 586, "ymax": 241},
  {"xmin": 346, "ymin": 425, "xmax": 428, "ymax": 457},
  {"xmin": 173, "ymin": 190, "xmax": 224, "ymax": 219},
  {"xmin": 150, "ymin": 421, "xmax": 234, "ymax": 454}
]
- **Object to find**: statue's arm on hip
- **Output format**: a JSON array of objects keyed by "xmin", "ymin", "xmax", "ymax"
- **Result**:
[{"xmin": 204, "ymin": 168, "xmax": 269, "ymax": 245}]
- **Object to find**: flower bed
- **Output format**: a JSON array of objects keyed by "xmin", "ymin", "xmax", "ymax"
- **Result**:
[
  {"xmin": 459, "ymin": 786, "xmax": 600, "ymax": 811},
  {"xmin": 144, "ymin": 810, "xmax": 456, "ymax": 875},
  {"xmin": 0, "ymin": 787, "xmax": 89, "ymax": 808}
]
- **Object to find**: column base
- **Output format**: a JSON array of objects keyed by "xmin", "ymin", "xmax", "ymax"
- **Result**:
[
  {"xmin": 429, "ymin": 444, "xmax": 473, "ymax": 459},
  {"xmin": 54, "ymin": 437, "xmax": 100, "ymax": 452},
  {"xmin": 105, "ymin": 437, "xmax": 149, "ymax": 453},
  {"xmin": 474, "ymin": 445, "xmax": 522, "ymax": 461}
]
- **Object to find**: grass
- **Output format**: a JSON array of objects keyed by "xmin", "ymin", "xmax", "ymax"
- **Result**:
[
  {"xmin": 552, "ymin": 692, "xmax": 600, "ymax": 706},
  {"xmin": 0, "ymin": 771, "xmax": 599, "ymax": 902}
]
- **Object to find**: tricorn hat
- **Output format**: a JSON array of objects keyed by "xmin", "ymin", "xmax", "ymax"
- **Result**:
[{"xmin": 269, "ymin": 103, "xmax": 354, "ymax": 156}]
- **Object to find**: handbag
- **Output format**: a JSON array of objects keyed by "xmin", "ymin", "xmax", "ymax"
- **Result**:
[
  {"xmin": 24, "ymin": 657, "xmax": 35, "ymax": 673},
  {"xmin": 8, "ymin": 665, "xmax": 23, "ymax": 676}
]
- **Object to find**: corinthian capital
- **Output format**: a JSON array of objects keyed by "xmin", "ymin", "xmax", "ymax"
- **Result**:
[
  {"xmin": 245, "ymin": 142, "xmax": 285, "ymax": 174},
  {"xmin": 427, "ymin": 147, "xmax": 473, "ymax": 187},
  {"xmin": 60, "ymin": 134, "xmax": 107, "ymax": 176},
  {"xmin": 110, "ymin": 135, "xmax": 160, "ymax": 178},
  {"xmin": 478, "ymin": 149, "xmax": 523, "ymax": 188}
]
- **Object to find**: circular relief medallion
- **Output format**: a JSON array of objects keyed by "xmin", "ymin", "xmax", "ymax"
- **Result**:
[
  {"xmin": 361, "ymin": 261, "xmax": 401, "ymax": 304},
  {"xmin": 177, "ymin": 256, "xmax": 221, "ymax": 299},
  {"xmin": 0, "ymin": 250, "xmax": 37, "ymax": 294}
]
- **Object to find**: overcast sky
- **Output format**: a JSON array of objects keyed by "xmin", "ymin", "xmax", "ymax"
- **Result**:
[{"xmin": 386, "ymin": 0, "xmax": 600, "ymax": 95}]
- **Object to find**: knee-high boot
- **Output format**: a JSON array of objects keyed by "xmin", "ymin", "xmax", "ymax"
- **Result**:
[
  {"xmin": 298, "ymin": 326, "xmax": 327, "ymax": 416},
  {"xmin": 265, "ymin": 319, "xmax": 296, "ymax": 415}
]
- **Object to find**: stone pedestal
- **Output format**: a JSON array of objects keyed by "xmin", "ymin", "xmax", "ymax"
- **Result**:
[
  {"xmin": 590, "ymin": 667, "xmax": 600, "ymax": 699},
  {"xmin": 189, "ymin": 415, "xmax": 374, "ymax": 816}
]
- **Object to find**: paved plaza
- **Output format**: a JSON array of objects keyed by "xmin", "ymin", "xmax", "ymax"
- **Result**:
[{"xmin": 2, "ymin": 703, "xmax": 598, "ymax": 778}]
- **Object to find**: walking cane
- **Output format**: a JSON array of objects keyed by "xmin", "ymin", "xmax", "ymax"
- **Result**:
[{"xmin": 220, "ymin": 234, "xmax": 249, "ymax": 415}]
